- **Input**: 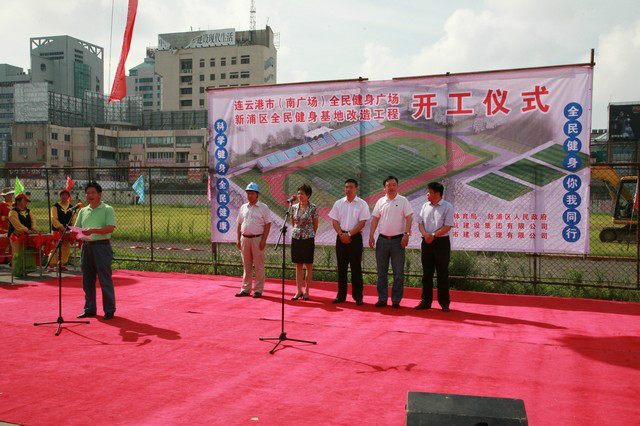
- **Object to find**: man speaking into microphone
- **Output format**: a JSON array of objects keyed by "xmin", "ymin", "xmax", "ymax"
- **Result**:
[{"xmin": 74, "ymin": 182, "xmax": 117, "ymax": 320}]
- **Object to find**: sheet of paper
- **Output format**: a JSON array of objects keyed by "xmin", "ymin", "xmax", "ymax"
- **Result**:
[{"xmin": 68, "ymin": 226, "xmax": 91, "ymax": 241}]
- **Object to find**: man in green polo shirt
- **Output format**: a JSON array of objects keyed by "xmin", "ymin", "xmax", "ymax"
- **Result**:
[{"xmin": 74, "ymin": 182, "xmax": 117, "ymax": 320}]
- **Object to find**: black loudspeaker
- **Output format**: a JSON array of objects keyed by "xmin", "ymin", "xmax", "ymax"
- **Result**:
[{"xmin": 406, "ymin": 392, "xmax": 528, "ymax": 426}]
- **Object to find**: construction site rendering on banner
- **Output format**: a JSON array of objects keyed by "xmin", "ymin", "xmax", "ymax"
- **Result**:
[{"xmin": 209, "ymin": 65, "xmax": 593, "ymax": 255}]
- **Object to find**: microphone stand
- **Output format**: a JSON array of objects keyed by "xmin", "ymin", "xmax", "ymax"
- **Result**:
[
  {"xmin": 34, "ymin": 208, "xmax": 88, "ymax": 336},
  {"xmin": 259, "ymin": 200, "xmax": 316, "ymax": 354}
]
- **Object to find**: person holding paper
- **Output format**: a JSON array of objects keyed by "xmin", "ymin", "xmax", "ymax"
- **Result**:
[{"xmin": 74, "ymin": 182, "xmax": 117, "ymax": 320}]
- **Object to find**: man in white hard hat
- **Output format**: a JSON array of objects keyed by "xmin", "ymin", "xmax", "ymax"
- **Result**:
[{"xmin": 235, "ymin": 182, "xmax": 272, "ymax": 298}]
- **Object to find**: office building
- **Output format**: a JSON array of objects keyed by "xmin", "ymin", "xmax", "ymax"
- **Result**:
[{"xmin": 155, "ymin": 26, "xmax": 277, "ymax": 110}]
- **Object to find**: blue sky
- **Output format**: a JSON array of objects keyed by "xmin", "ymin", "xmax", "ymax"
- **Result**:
[{"xmin": 1, "ymin": 0, "xmax": 639, "ymax": 128}]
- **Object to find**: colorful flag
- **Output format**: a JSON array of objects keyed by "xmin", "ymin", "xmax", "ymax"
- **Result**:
[
  {"xmin": 132, "ymin": 174, "xmax": 144, "ymax": 203},
  {"xmin": 109, "ymin": 0, "xmax": 139, "ymax": 102},
  {"xmin": 207, "ymin": 174, "xmax": 212, "ymax": 201},
  {"xmin": 66, "ymin": 176, "xmax": 75, "ymax": 192},
  {"xmin": 14, "ymin": 177, "xmax": 24, "ymax": 196}
]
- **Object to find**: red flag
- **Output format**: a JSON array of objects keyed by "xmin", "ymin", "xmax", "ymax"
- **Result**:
[
  {"xmin": 634, "ymin": 179, "xmax": 639, "ymax": 211},
  {"xmin": 66, "ymin": 176, "xmax": 75, "ymax": 192},
  {"xmin": 109, "ymin": 0, "xmax": 139, "ymax": 102}
]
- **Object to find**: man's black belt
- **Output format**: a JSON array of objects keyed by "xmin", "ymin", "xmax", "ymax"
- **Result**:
[
  {"xmin": 379, "ymin": 234, "xmax": 403, "ymax": 240},
  {"xmin": 84, "ymin": 239, "xmax": 110, "ymax": 245},
  {"xmin": 242, "ymin": 234, "xmax": 263, "ymax": 238}
]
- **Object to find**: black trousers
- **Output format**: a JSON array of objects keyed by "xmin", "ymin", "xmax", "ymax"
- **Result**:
[
  {"xmin": 421, "ymin": 236, "xmax": 451, "ymax": 308},
  {"xmin": 335, "ymin": 233, "xmax": 363, "ymax": 301}
]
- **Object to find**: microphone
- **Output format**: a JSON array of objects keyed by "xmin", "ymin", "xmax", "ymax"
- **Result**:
[
  {"xmin": 286, "ymin": 195, "xmax": 297, "ymax": 203},
  {"xmin": 69, "ymin": 203, "xmax": 82, "ymax": 211}
]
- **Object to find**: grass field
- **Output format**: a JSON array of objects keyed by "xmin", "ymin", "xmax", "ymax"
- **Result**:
[
  {"xmin": 500, "ymin": 158, "xmax": 566, "ymax": 186},
  {"xmin": 532, "ymin": 144, "xmax": 590, "ymax": 170},
  {"xmin": 285, "ymin": 136, "xmax": 448, "ymax": 201},
  {"xmin": 468, "ymin": 173, "xmax": 534, "ymax": 201}
]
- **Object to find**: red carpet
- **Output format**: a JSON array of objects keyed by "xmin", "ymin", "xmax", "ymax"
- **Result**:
[{"xmin": 1, "ymin": 271, "xmax": 640, "ymax": 426}]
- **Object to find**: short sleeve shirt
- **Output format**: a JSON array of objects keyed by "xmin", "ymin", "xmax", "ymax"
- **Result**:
[
  {"xmin": 74, "ymin": 202, "xmax": 117, "ymax": 241},
  {"xmin": 291, "ymin": 202, "xmax": 318, "ymax": 240},
  {"xmin": 418, "ymin": 199, "xmax": 454, "ymax": 236},
  {"xmin": 371, "ymin": 194, "xmax": 413, "ymax": 236},
  {"xmin": 328, "ymin": 196, "xmax": 370, "ymax": 231},
  {"xmin": 237, "ymin": 202, "xmax": 271, "ymax": 236}
]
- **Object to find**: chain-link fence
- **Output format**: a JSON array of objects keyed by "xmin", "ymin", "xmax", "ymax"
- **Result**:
[{"xmin": 1, "ymin": 165, "xmax": 638, "ymax": 292}]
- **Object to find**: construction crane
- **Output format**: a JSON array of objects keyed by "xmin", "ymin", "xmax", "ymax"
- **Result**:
[{"xmin": 250, "ymin": 0, "xmax": 256, "ymax": 31}]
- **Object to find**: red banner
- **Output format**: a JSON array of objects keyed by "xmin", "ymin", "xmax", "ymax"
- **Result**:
[{"xmin": 109, "ymin": 0, "xmax": 139, "ymax": 102}]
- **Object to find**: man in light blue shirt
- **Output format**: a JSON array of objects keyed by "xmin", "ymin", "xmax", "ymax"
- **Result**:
[{"xmin": 416, "ymin": 182, "xmax": 454, "ymax": 311}]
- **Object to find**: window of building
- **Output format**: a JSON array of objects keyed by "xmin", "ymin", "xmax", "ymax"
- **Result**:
[
  {"xmin": 51, "ymin": 132, "xmax": 58, "ymax": 140},
  {"xmin": 210, "ymin": 58, "xmax": 215, "ymax": 67},
  {"xmin": 220, "ymin": 73, "xmax": 226, "ymax": 80},
  {"xmin": 130, "ymin": 70, "xmax": 138, "ymax": 76},
  {"xmin": 240, "ymin": 55, "xmax": 250, "ymax": 64},
  {"xmin": 64, "ymin": 134, "xmax": 71, "ymax": 142},
  {"xmin": 180, "ymin": 88, "xmax": 192, "ymax": 95},
  {"xmin": 64, "ymin": 150, "xmax": 70, "ymax": 158},
  {"xmin": 143, "ymin": 93, "xmax": 153, "ymax": 98},
  {"xmin": 180, "ymin": 59, "xmax": 193, "ymax": 72},
  {"xmin": 180, "ymin": 100, "xmax": 192, "ymax": 107},
  {"xmin": 118, "ymin": 137, "xmax": 144, "ymax": 148},
  {"xmin": 209, "ymin": 74, "xmax": 215, "ymax": 81},
  {"xmin": 143, "ymin": 101, "xmax": 154, "ymax": 107},
  {"xmin": 19, "ymin": 147, "xmax": 27, "ymax": 156},
  {"xmin": 200, "ymin": 99, "xmax": 205, "ymax": 107},
  {"xmin": 25, "ymin": 131, "xmax": 33, "ymax": 139},
  {"xmin": 146, "ymin": 136, "xmax": 174, "ymax": 147},
  {"xmin": 139, "ymin": 85, "xmax": 153, "ymax": 91},
  {"xmin": 240, "ymin": 71, "xmax": 250, "ymax": 78},
  {"xmin": 199, "ymin": 59, "xmax": 205, "ymax": 67},
  {"xmin": 139, "ymin": 77, "xmax": 153, "ymax": 83},
  {"xmin": 157, "ymin": 76, "xmax": 161, "ymax": 82},
  {"xmin": 199, "ymin": 87, "xmax": 205, "ymax": 93},
  {"xmin": 176, "ymin": 136, "xmax": 202, "ymax": 147},
  {"xmin": 146, "ymin": 151, "xmax": 175, "ymax": 159},
  {"xmin": 51, "ymin": 148, "xmax": 58, "ymax": 157},
  {"xmin": 220, "ymin": 57, "xmax": 226, "ymax": 66},
  {"xmin": 231, "ymin": 56, "xmax": 237, "ymax": 65},
  {"xmin": 199, "ymin": 74, "xmax": 205, "ymax": 82},
  {"xmin": 180, "ymin": 76, "xmax": 192, "ymax": 83},
  {"xmin": 157, "ymin": 85, "xmax": 161, "ymax": 90},
  {"xmin": 176, "ymin": 152, "xmax": 189, "ymax": 163},
  {"xmin": 230, "ymin": 72, "xmax": 239, "ymax": 79}
]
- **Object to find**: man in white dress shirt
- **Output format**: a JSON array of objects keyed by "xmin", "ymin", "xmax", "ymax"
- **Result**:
[
  {"xmin": 236, "ymin": 182, "xmax": 272, "ymax": 298},
  {"xmin": 368, "ymin": 176, "xmax": 413, "ymax": 308},
  {"xmin": 329, "ymin": 179, "xmax": 371, "ymax": 305},
  {"xmin": 416, "ymin": 182, "xmax": 454, "ymax": 311}
]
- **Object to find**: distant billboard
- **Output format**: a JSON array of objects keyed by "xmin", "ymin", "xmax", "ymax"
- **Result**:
[{"xmin": 609, "ymin": 103, "xmax": 640, "ymax": 141}]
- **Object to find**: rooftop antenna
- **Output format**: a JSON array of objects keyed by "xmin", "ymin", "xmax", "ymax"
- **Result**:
[{"xmin": 250, "ymin": 0, "xmax": 256, "ymax": 30}]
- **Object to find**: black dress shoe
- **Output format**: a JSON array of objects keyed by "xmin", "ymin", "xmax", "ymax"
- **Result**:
[
  {"xmin": 415, "ymin": 302, "xmax": 431, "ymax": 310},
  {"xmin": 76, "ymin": 312, "xmax": 96, "ymax": 318},
  {"xmin": 252, "ymin": 292, "xmax": 262, "ymax": 298},
  {"xmin": 332, "ymin": 298, "xmax": 345, "ymax": 304},
  {"xmin": 103, "ymin": 312, "xmax": 115, "ymax": 320},
  {"xmin": 392, "ymin": 302, "xmax": 400, "ymax": 309},
  {"xmin": 235, "ymin": 291, "xmax": 251, "ymax": 297},
  {"xmin": 374, "ymin": 300, "xmax": 387, "ymax": 307},
  {"xmin": 442, "ymin": 306, "xmax": 450, "ymax": 312},
  {"xmin": 355, "ymin": 300, "xmax": 364, "ymax": 306}
]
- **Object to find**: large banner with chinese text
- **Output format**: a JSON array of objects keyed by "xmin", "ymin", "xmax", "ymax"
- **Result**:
[{"xmin": 209, "ymin": 65, "xmax": 592, "ymax": 254}]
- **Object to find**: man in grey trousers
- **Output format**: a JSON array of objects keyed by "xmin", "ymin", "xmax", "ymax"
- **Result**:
[{"xmin": 74, "ymin": 182, "xmax": 117, "ymax": 320}]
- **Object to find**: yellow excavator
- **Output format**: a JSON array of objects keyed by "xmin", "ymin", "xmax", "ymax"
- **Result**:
[{"xmin": 591, "ymin": 165, "xmax": 638, "ymax": 242}]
